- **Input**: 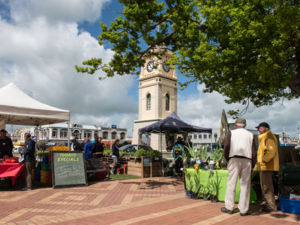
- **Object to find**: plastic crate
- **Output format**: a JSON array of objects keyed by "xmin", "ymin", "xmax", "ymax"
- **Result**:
[{"xmin": 279, "ymin": 196, "xmax": 300, "ymax": 214}]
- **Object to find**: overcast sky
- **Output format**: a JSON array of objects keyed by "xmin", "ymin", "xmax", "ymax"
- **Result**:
[{"xmin": 0, "ymin": 0, "xmax": 299, "ymax": 138}]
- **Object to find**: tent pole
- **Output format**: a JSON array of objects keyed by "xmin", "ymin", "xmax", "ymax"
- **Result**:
[
  {"xmin": 67, "ymin": 121, "xmax": 70, "ymax": 151},
  {"xmin": 160, "ymin": 132, "xmax": 163, "ymax": 176}
]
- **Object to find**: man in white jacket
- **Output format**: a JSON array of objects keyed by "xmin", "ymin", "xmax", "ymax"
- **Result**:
[{"xmin": 221, "ymin": 118, "xmax": 257, "ymax": 216}]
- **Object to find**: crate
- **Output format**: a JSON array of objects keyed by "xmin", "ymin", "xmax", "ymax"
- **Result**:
[
  {"xmin": 0, "ymin": 177, "xmax": 11, "ymax": 189},
  {"xmin": 279, "ymin": 196, "xmax": 300, "ymax": 214}
]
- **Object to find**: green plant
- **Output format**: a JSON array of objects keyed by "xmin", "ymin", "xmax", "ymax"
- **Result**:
[
  {"xmin": 185, "ymin": 144, "xmax": 209, "ymax": 162},
  {"xmin": 198, "ymin": 146, "xmax": 209, "ymax": 161},
  {"xmin": 135, "ymin": 148, "xmax": 162, "ymax": 158},
  {"xmin": 208, "ymin": 170, "xmax": 222, "ymax": 197},
  {"xmin": 210, "ymin": 144, "xmax": 224, "ymax": 164},
  {"xmin": 36, "ymin": 140, "xmax": 47, "ymax": 150}
]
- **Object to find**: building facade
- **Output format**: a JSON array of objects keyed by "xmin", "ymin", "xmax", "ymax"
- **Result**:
[
  {"xmin": 13, "ymin": 123, "xmax": 127, "ymax": 144},
  {"xmin": 132, "ymin": 47, "xmax": 178, "ymax": 150},
  {"xmin": 188, "ymin": 128, "xmax": 220, "ymax": 150}
]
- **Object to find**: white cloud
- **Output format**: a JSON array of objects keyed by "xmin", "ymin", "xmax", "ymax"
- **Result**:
[
  {"xmin": 0, "ymin": 1, "xmax": 138, "ymax": 136},
  {"xmin": 178, "ymin": 85, "xmax": 300, "ymax": 137},
  {"xmin": 8, "ymin": 0, "xmax": 110, "ymax": 23}
]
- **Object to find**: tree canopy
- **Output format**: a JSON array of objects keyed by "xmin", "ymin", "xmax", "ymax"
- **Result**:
[{"xmin": 76, "ymin": 0, "xmax": 300, "ymax": 109}]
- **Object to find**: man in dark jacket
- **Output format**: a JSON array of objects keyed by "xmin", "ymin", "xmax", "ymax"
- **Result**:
[
  {"xmin": 91, "ymin": 137, "xmax": 104, "ymax": 158},
  {"xmin": 0, "ymin": 129, "xmax": 13, "ymax": 159},
  {"xmin": 22, "ymin": 133, "xmax": 35, "ymax": 191}
]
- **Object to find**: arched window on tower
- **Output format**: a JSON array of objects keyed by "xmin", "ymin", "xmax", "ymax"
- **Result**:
[
  {"xmin": 146, "ymin": 93, "xmax": 151, "ymax": 110},
  {"xmin": 165, "ymin": 93, "xmax": 170, "ymax": 111}
]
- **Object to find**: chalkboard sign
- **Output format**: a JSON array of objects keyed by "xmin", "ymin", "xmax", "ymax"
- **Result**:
[{"xmin": 52, "ymin": 151, "xmax": 87, "ymax": 187}]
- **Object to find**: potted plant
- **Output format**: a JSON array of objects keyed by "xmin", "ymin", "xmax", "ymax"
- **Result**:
[
  {"xmin": 208, "ymin": 170, "xmax": 222, "ymax": 203},
  {"xmin": 184, "ymin": 173, "xmax": 192, "ymax": 197},
  {"xmin": 203, "ymin": 186, "xmax": 210, "ymax": 200}
]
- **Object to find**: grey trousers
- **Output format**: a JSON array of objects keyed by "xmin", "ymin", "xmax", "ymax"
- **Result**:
[
  {"xmin": 225, "ymin": 158, "xmax": 252, "ymax": 214},
  {"xmin": 25, "ymin": 161, "xmax": 33, "ymax": 188}
]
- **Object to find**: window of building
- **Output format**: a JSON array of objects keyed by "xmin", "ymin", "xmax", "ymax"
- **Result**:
[
  {"xmin": 194, "ymin": 134, "xmax": 197, "ymax": 139},
  {"xmin": 52, "ymin": 128, "xmax": 57, "ymax": 138},
  {"xmin": 146, "ymin": 93, "xmax": 151, "ymax": 110},
  {"xmin": 111, "ymin": 131, "xmax": 117, "ymax": 140},
  {"xmin": 120, "ymin": 132, "xmax": 125, "ymax": 140},
  {"xmin": 209, "ymin": 134, "xmax": 211, "ymax": 139},
  {"xmin": 199, "ymin": 134, "xmax": 202, "ymax": 139},
  {"xmin": 60, "ymin": 129, "xmax": 68, "ymax": 138},
  {"xmin": 204, "ymin": 134, "xmax": 207, "ymax": 139},
  {"xmin": 103, "ymin": 131, "xmax": 108, "ymax": 139},
  {"xmin": 84, "ymin": 130, "xmax": 92, "ymax": 139},
  {"xmin": 214, "ymin": 133, "xmax": 218, "ymax": 141},
  {"xmin": 165, "ymin": 94, "xmax": 170, "ymax": 111}
]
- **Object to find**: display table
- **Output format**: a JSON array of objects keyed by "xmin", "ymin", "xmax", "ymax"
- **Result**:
[
  {"xmin": 185, "ymin": 168, "xmax": 257, "ymax": 204},
  {"xmin": 0, "ymin": 163, "xmax": 25, "ymax": 186}
]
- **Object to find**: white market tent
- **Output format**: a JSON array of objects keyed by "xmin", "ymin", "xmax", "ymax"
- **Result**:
[
  {"xmin": 0, "ymin": 83, "xmax": 71, "ymax": 147},
  {"xmin": 0, "ymin": 83, "xmax": 70, "ymax": 126}
]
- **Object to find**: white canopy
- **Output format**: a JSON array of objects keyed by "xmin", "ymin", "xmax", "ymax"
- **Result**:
[{"xmin": 0, "ymin": 83, "xmax": 70, "ymax": 126}]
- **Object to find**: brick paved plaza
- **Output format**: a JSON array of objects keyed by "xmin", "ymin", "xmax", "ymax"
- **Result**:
[{"xmin": 0, "ymin": 177, "xmax": 299, "ymax": 225}]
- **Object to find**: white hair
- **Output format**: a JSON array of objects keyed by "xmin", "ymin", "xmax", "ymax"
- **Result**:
[{"xmin": 236, "ymin": 123, "xmax": 246, "ymax": 128}]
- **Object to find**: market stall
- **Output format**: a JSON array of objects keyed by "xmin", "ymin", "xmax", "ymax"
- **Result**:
[
  {"xmin": 0, "ymin": 162, "xmax": 24, "ymax": 186},
  {"xmin": 138, "ymin": 112, "xmax": 212, "ymax": 176},
  {"xmin": 0, "ymin": 83, "xmax": 70, "ymax": 188}
]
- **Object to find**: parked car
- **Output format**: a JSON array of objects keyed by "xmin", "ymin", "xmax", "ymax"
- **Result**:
[{"xmin": 119, "ymin": 144, "xmax": 152, "ymax": 153}]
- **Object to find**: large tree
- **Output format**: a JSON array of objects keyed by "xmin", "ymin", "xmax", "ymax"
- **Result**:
[{"xmin": 76, "ymin": 0, "xmax": 299, "ymax": 109}]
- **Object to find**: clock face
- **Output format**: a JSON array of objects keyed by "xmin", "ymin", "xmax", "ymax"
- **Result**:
[
  {"xmin": 163, "ymin": 63, "xmax": 170, "ymax": 72},
  {"xmin": 147, "ymin": 61, "xmax": 154, "ymax": 72}
]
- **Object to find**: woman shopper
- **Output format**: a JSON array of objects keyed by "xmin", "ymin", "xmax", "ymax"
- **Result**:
[
  {"xmin": 83, "ymin": 138, "xmax": 93, "ymax": 159},
  {"xmin": 111, "ymin": 139, "xmax": 120, "ymax": 174}
]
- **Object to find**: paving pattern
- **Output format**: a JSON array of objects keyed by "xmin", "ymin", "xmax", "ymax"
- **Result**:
[{"xmin": 0, "ymin": 177, "xmax": 299, "ymax": 225}]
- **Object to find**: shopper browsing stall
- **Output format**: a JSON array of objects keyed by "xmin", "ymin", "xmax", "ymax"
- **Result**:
[
  {"xmin": 111, "ymin": 139, "xmax": 120, "ymax": 174},
  {"xmin": 22, "ymin": 133, "xmax": 35, "ymax": 191},
  {"xmin": 221, "ymin": 118, "xmax": 257, "ymax": 216},
  {"xmin": 0, "ymin": 129, "xmax": 13, "ymax": 159},
  {"xmin": 172, "ymin": 137, "xmax": 185, "ymax": 176},
  {"xmin": 256, "ymin": 122, "xmax": 279, "ymax": 212}
]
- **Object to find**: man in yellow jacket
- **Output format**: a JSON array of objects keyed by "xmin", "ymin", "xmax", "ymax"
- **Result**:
[{"xmin": 256, "ymin": 122, "xmax": 279, "ymax": 212}]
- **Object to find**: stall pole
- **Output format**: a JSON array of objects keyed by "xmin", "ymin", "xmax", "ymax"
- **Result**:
[
  {"xmin": 160, "ymin": 132, "xmax": 164, "ymax": 176},
  {"xmin": 67, "ymin": 121, "xmax": 70, "ymax": 151}
]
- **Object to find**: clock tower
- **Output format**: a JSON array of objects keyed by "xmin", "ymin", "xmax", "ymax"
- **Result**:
[{"xmin": 132, "ymin": 47, "xmax": 178, "ymax": 151}]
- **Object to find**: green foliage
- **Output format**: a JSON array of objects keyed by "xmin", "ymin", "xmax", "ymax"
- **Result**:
[
  {"xmin": 185, "ymin": 144, "xmax": 208, "ymax": 161},
  {"xmin": 208, "ymin": 170, "xmax": 222, "ymax": 196},
  {"xmin": 135, "ymin": 148, "xmax": 162, "ymax": 158},
  {"xmin": 210, "ymin": 145, "xmax": 224, "ymax": 163},
  {"xmin": 77, "ymin": 0, "xmax": 300, "ymax": 110},
  {"xmin": 36, "ymin": 140, "xmax": 47, "ymax": 150},
  {"xmin": 110, "ymin": 174, "xmax": 140, "ymax": 180}
]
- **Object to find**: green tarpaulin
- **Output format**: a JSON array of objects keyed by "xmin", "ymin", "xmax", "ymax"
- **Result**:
[{"xmin": 185, "ymin": 168, "xmax": 257, "ymax": 204}]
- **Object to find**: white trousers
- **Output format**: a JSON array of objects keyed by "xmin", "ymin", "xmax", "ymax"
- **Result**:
[{"xmin": 225, "ymin": 158, "xmax": 252, "ymax": 214}]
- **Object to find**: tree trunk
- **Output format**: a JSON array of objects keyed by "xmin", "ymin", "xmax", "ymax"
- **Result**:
[{"xmin": 288, "ymin": 45, "xmax": 300, "ymax": 96}]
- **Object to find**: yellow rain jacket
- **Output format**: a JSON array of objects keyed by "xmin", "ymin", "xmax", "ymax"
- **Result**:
[{"xmin": 257, "ymin": 130, "xmax": 279, "ymax": 171}]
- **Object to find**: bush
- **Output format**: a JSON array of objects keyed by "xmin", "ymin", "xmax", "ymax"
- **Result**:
[
  {"xmin": 135, "ymin": 149, "xmax": 162, "ymax": 158},
  {"xmin": 37, "ymin": 140, "xmax": 47, "ymax": 150}
]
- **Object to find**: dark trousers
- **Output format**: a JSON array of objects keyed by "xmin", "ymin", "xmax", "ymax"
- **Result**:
[
  {"xmin": 174, "ymin": 157, "xmax": 183, "ymax": 175},
  {"xmin": 25, "ymin": 161, "xmax": 33, "ymax": 188},
  {"xmin": 260, "ymin": 171, "xmax": 277, "ymax": 210}
]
